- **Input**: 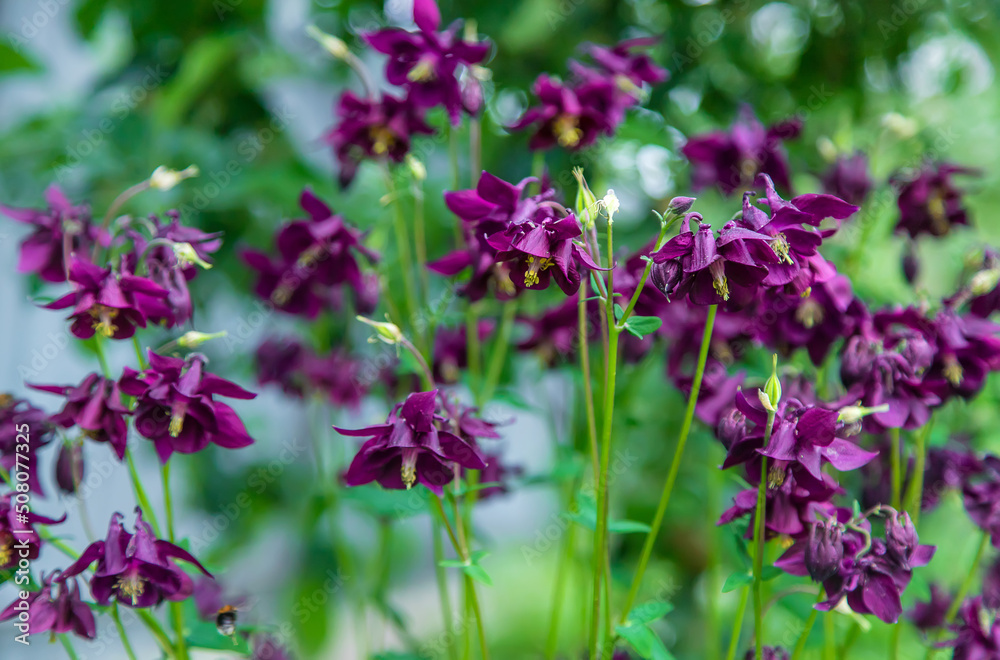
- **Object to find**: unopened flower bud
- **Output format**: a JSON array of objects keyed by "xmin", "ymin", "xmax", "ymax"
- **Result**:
[
  {"xmin": 149, "ymin": 165, "xmax": 200, "ymax": 191},
  {"xmin": 305, "ymin": 25, "xmax": 350, "ymax": 59},
  {"xmin": 805, "ymin": 520, "xmax": 843, "ymax": 582},
  {"xmin": 177, "ymin": 330, "xmax": 227, "ymax": 349},
  {"xmin": 602, "ymin": 190, "xmax": 620, "ymax": 224},
  {"xmin": 902, "ymin": 241, "xmax": 919, "ymax": 285},
  {"xmin": 882, "ymin": 112, "xmax": 918, "ymax": 139},
  {"xmin": 572, "ymin": 167, "xmax": 599, "ymax": 229},
  {"xmin": 357, "ymin": 315, "xmax": 404, "ymax": 345},
  {"xmin": 762, "ymin": 354, "xmax": 781, "ymax": 412},
  {"xmin": 885, "ymin": 511, "xmax": 919, "ymax": 568},
  {"xmin": 837, "ymin": 402, "xmax": 890, "ymax": 425},
  {"xmin": 173, "ymin": 242, "xmax": 212, "ymax": 269},
  {"xmin": 970, "ymin": 268, "xmax": 1000, "ymax": 296},
  {"xmin": 666, "ymin": 196, "xmax": 695, "ymax": 217},
  {"xmin": 406, "ymin": 154, "xmax": 427, "ymax": 182},
  {"xmin": 650, "ymin": 259, "xmax": 682, "ymax": 301},
  {"xmin": 55, "ymin": 442, "xmax": 84, "ymax": 495},
  {"xmin": 716, "ymin": 408, "xmax": 747, "ymax": 450}
]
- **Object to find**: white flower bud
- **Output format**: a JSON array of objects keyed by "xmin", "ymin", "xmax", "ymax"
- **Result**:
[{"xmin": 149, "ymin": 165, "xmax": 200, "ymax": 191}]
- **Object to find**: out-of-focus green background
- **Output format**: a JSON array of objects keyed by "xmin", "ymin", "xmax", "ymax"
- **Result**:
[{"xmin": 3, "ymin": 0, "xmax": 1000, "ymax": 658}]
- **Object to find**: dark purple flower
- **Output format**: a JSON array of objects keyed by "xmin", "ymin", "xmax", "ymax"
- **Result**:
[
  {"xmin": 326, "ymin": 91, "xmax": 434, "ymax": 188},
  {"xmin": 43, "ymin": 258, "xmax": 169, "ymax": 340},
  {"xmin": 511, "ymin": 74, "xmax": 620, "ymax": 150},
  {"xmin": 54, "ymin": 442, "xmax": 85, "ymax": 494},
  {"xmin": 892, "ymin": 162, "xmax": 979, "ymax": 238},
  {"xmin": 776, "ymin": 510, "xmax": 935, "ymax": 623},
  {"xmin": 485, "ymin": 211, "xmax": 601, "ymax": 295},
  {"xmin": 336, "ymin": 390, "xmax": 487, "ymax": 495},
  {"xmin": 61, "ymin": 508, "xmax": 211, "ymax": 608},
  {"xmin": 821, "ymin": 152, "xmax": 872, "ymax": 207},
  {"xmin": 302, "ymin": 349, "xmax": 367, "ymax": 409},
  {"xmin": 718, "ymin": 467, "xmax": 842, "ymax": 540},
  {"xmin": 744, "ymin": 647, "xmax": 789, "ymax": 660},
  {"xmin": 433, "ymin": 321, "xmax": 493, "ymax": 383},
  {"xmin": 363, "ymin": 0, "xmax": 489, "ymax": 124},
  {"xmin": 30, "ymin": 373, "xmax": 130, "ymax": 460},
  {"xmin": 0, "ymin": 396, "xmax": 54, "ymax": 496},
  {"xmin": 243, "ymin": 190, "xmax": 379, "ymax": 318},
  {"xmin": 120, "ymin": 351, "xmax": 256, "ymax": 463},
  {"xmin": 909, "ymin": 583, "xmax": 952, "ymax": 631},
  {"xmin": 947, "ymin": 597, "xmax": 1000, "ymax": 658},
  {"xmin": 805, "ymin": 519, "xmax": 843, "ymax": 581},
  {"xmin": 921, "ymin": 445, "xmax": 983, "ymax": 511},
  {"xmin": 464, "ymin": 452, "xmax": 522, "ymax": 501},
  {"xmin": 516, "ymin": 297, "xmax": 585, "ymax": 365},
  {"xmin": 962, "ymin": 456, "xmax": 1000, "ymax": 547},
  {"xmin": 926, "ymin": 310, "xmax": 1000, "ymax": 401},
  {"xmin": 1, "ymin": 185, "xmax": 104, "ymax": 283},
  {"xmin": 965, "ymin": 248, "xmax": 1000, "ymax": 318},
  {"xmin": 583, "ymin": 36, "xmax": 667, "ymax": 89},
  {"xmin": 255, "ymin": 337, "xmax": 307, "ymax": 397},
  {"xmin": 0, "ymin": 571, "xmax": 96, "ymax": 639},
  {"xmin": 682, "ymin": 105, "xmax": 802, "ymax": 195},
  {"xmin": 0, "ymin": 492, "xmax": 64, "ymax": 570}
]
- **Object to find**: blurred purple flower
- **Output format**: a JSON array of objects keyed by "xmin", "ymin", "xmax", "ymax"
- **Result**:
[
  {"xmin": 0, "ymin": 571, "xmax": 95, "ymax": 639},
  {"xmin": 892, "ymin": 162, "xmax": 979, "ymax": 238},
  {"xmin": 821, "ymin": 152, "xmax": 872, "ymax": 207},
  {"xmin": 0, "ymin": 492, "xmax": 64, "ymax": 570},
  {"xmin": 511, "ymin": 74, "xmax": 620, "ymax": 151},
  {"xmin": 31, "ymin": 373, "xmax": 130, "ymax": 460}
]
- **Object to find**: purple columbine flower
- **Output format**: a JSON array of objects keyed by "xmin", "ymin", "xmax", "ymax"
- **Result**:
[
  {"xmin": 0, "ymin": 395, "xmax": 54, "ymax": 496},
  {"xmin": 433, "ymin": 321, "xmax": 494, "ymax": 383},
  {"xmin": 892, "ymin": 162, "xmax": 979, "ymax": 238},
  {"xmin": 909, "ymin": 583, "xmax": 952, "ymax": 631},
  {"xmin": 945, "ymin": 597, "xmax": 1000, "ymax": 658},
  {"xmin": 511, "ymin": 74, "xmax": 620, "ymax": 150},
  {"xmin": 517, "ymin": 297, "xmax": 587, "ymax": 365},
  {"xmin": 582, "ymin": 36, "xmax": 668, "ymax": 90},
  {"xmin": 255, "ymin": 337, "xmax": 307, "ymax": 397},
  {"xmin": 60, "ymin": 508, "xmax": 211, "ymax": 608},
  {"xmin": 962, "ymin": 455, "xmax": 1000, "ymax": 547},
  {"xmin": 0, "ymin": 571, "xmax": 96, "ymax": 639},
  {"xmin": 962, "ymin": 248, "xmax": 1000, "ymax": 319},
  {"xmin": 744, "ymin": 647, "xmax": 790, "ymax": 660},
  {"xmin": 43, "ymin": 258, "xmax": 169, "ymax": 340},
  {"xmin": 243, "ymin": 189, "xmax": 379, "ymax": 318},
  {"xmin": 1, "ymin": 185, "xmax": 105, "ymax": 283},
  {"xmin": 682, "ymin": 105, "xmax": 802, "ymax": 195},
  {"xmin": 821, "ymin": 151, "xmax": 872, "ymax": 207},
  {"xmin": 485, "ymin": 211, "xmax": 602, "ymax": 295},
  {"xmin": 926, "ymin": 310, "xmax": 1000, "ymax": 401},
  {"xmin": 0, "ymin": 492, "xmax": 64, "ymax": 570},
  {"xmin": 31, "ymin": 374, "xmax": 131, "ymax": 460},
  {"xmin": 302, "ymin": 349, "xmax": 367, "ymax": 410},
  {"xmin": 651, "ymin": 217, "xmax": 778, "ymax": 308},
  {"xmin": 718, "ymin": 467, "xmax": 842, "ymax": 540},
  {"xmin": 363, "ymin": 0, "xmax": 490, "ymax": 124},
  {"xmin": 120, "ymin": 351, "xmax": 256, "ymax": 463},
  {"xmin": 804, "ymin": 519, "xmax": 844, "ymax": 582},
  {"xmin": 776, "ymin": 509, "xmax": 935, "ymax": 624},
  {"xmin": 326, "ymin": 91, "xmax": 434, "ymax": 188},
  {"xmin": 336, "ymin": 390, "xmax": 487, "ymax": 495}
]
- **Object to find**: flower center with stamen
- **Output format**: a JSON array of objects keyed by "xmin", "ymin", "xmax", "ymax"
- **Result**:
[
  {"xmin": 0, "ymin": 393, "xmax": 12, "ymax": 409},
  {"xmin": 368, "ymin": 125, "xmax": 397, "ymax": 156},
  {"xmin": 89, "ymin": 305, "xmax": 119, "ymax": 338},
  {"xmin": 0, "ymin": 535, "xmax": 11, "ymax": 567},
  {"xmin": 401, "ymin": 448, "xmax": 419, "ymax": 489},
  {"xmin": 407, "ymin": 57, "xmax": 437, "ymax": 83},
  {"xmin": 771, "ymin": 233, "xmax": 793, "ymax": 264},
  {"xmin": 115, "ymin": 572, "xmax": 146, "ymax": 606},
  {"xmin": 709, "ymin": 261, "xmax": 729, "ymax": 300},
  {"xmin": 795, "ymin": 298, "xmax": 825, "ymax": 329},
  {"xmin": 523, "ymin": 256, "xmax": 554, "ymax": 287},
  {"xmin": 943, "ymin": 357, "xmax": 963, "ymax": 386},
  {"xmin": 169, "ymin": 402, "xmax": 188, "ymax": 437},
  {"xmin": 927, "ymin": 188, "xmax": 948, "ymax": 234},
  {"xmin": 614, "ymin": 74, "xmax": 640, "ymax": 97},
  {"xmin": 767, "ymin": 463, "xmax": 785, "ymax": 489},
  {"xmin": 553, "ymin": 114, "xmax": 582, "ymax": 148}
]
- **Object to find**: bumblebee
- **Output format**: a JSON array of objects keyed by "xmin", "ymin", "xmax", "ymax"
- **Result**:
[{"xmin": 215, "ymin": 605, "xmax": 238, "ymax": 642}]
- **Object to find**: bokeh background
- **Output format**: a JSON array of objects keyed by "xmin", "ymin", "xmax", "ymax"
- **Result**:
[{"xmin": 2, "ymin": 0, "xmax": 1000, "ymax": 657}]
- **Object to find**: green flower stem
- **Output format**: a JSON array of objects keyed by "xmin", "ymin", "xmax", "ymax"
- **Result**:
[
  {"xmin": 890, "ymin": 427, "xmax": 902, "ymax": 509},
  {"xmin": 614, "ymin": 215, "xmax": 678, "ymax": 329},
  {"xmin": 466, "ymin": 303, "xmax": 483, "ymax": 391},
  {"xmin": 890, "ymin": 622, "xmax": 901, "ymax": 659},
  {"xmin": 111, "ymin": 603, "xmax": 139, "ymax": 660},
  {"xmin": 826, "ymin": 613, "xmax": 840, "ymax": 660},
  {"xmin": 619, "ymin": 304, "xmax": 718, "ymax": 621},
  {"xmin": 590, "ymin": 219, "xmax": 620, "ymax": 660},
  {"xmin": 944, "ymin": 531, "xmax": 990, "ymax": 623},
  {"xmin": 59, "ymin": 633, "xmax": 80, "ymax": 660},
  {"xmin": 137, "ymin": 609, "xmax": 176, "ymax": 657},
  {"xmin": 478, "ymin": 298, "xmax": 518, "ymax": 406},
  {"xmin": 124, "ymin": 449, "xmax": 162, "ymax": 538},
  {"xmin": 132, "ymin": 336, "xmax": 148, "ymax": 369},
  {"xmin": 432, "ymin": 514, "xmax": 459, "ymax": 660},
  {"xmin": 903, "ymin": 422, "xmax": 933, "ymax": 525},
  {"xmin": 790, "ymin": 590, "xmax": 825, "ymax": 660},
  {"xmin": 579, "ymin": 283, "xmax": 600, "ymax": 481},
  {"xmin": 724, "ymin": 586, "xmax": 751, "ymax": 660},
  {"xmin": 753, "ymin": 409, "xmax": 777, "ymax": 660},
  {"xmin": 470, "ymin": 118, "xmax": 482, "ymax": 178},
  {"xmin": 411, "ymin": 176, "xmax": 430, "ymax": 331},
  {"xmin": 545, "ymin": 495, "xmax": 578, "ymax": 660},
  {"xmin": 449, "ymin": 124, "xmax": 461, "ymax": 189},
  {"xmin": 162, "ymin": 461, "xmax": 188, "ymax": 660},
  {"xmin": 382, "ymin": 166, "xmax": 422, "ymax": 347}
]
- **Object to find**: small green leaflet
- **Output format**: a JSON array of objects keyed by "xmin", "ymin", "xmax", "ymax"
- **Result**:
[
  {"xmin": 722, "ymin": 571, "xmax": 753, "ymax": 593},
  {"xmin": 626, "ymin": 600, "xmax": 674, "ymax": 626},
  {"xmin": 437, "ymin": 550, "xmax": 492, "ymax": 586},
  {"xmin": 613, "ymin": 304, "xmax": 663, "ymax": 338},
  {"xmin": 615, "ymin": 623, "xmax": 675, "ymax": 660},
  {"xmin": 565, "ymin": 493, "xmax": 651, "ymax": 534}
]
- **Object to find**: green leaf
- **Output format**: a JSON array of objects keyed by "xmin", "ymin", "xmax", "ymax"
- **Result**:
[
  {"xmin": 626, "ymin": 600, "xmax": 674, "ymax": 626},
  {"xmin": 462, "ymin": 563, "xmax": 493, "ymax": 586},
  {"xmin": 615, "ymin": 623, "xmax": 675, "ymax": 660},
  {"xmin": 470, "ymin": 550, "xmax": 490, "ymax": 563},
  {"xmin": 761, "ymin": 566, "xmax": 784, "ymax": 581},
  {"xmin": 722, "ymin": 571, "xmax": 754, "ymax": 593},
  {"xmin": 437, "ymin": 559, "xmax": 466, "ymax": 568},
  {"xmin": 614, "ymin": 303, "xmax": 625, "ymax": 322},
  {"xmin": 0, "ymin": 42, "xmax": 39, "ymax": 73},
  {"xmin": 609, "ymin": 519, "xmax": 652, "ymax": 534},
  {"xmin": 624, "ymin": 314, "xmax": 663, "ymax": 339}
]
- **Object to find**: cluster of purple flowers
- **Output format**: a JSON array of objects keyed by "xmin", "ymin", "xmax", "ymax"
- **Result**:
[{"xmin": 254, "ymin": 336, "xmax": 368, "ymax": 408}]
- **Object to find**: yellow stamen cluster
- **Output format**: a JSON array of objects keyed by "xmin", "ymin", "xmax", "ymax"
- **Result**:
[
  {"xmin": 401, "ymin": 450, "xmax": 419, "ymax": 490},
  {"xmin": 553, "ymin": 114, "xmax": 582, "ymax": 148},
  {"xmin": 407, "ymin": 58, "xmax": 436, "ymax": 83},
  {"xmin": 115, "ymin": 573, "xmax": 147, "ymax": 606},
  {"xmin": 767, "ymin": 463, "xmax": 785, "ymax": 490},
  {"xmin": 523, "ymin": 256, "xmax": 554, "ymax": 287},
  {"xmin": 943, "ymin": 359, "xmax": 964, "ymax": 386},
  {"xmin": 0, "ymin": 537, "xmax": 11, "ymax": 567},
  {"xmin": 169, "ymin": 405, "xmax": 187, "ymax": 438},
  {"xmin": 709, "ymin": 261, "xmax": 730, "ymax": 301},
  {"xmin": 369, "ymin": 125, "xmax": 397, "ymax": 156},
  {"xmin": 771, "ymin": 233, "xmax": 793, "ymax": 264},
  {"xmin": 795, "ymin": 298, "xmax": 825, "ymax": 329},
  {"xmin": 927, "ymin": 188, "xmax": 948, "ymax": 234},
  {"xmin": 89, "ymin": 305, "xmax": 119, "ymax": 338}
]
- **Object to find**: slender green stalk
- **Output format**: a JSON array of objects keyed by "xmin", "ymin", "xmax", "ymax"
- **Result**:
[
  {"xmin": 889, "ymin": 427, "xmax": 902, "ymax": 509},
  {"xmin": 466, "ymin": 304, "xmax": 483, "ymax": 391},
  {"xmin": 470, "ymin": 118, "xmax": 482, "ymax": 176},
  {"xmin": 478, "ymin": 299, "xmax": 518, "ymax": 406},
  {"xmin": 162, "ymin": 463, "xmax": 175, "ymax": 542},
  {"xmin": 432, "ymin": 514, "xmax": 459, "ymax": 660},
  {"xmin": 620, "ymin": 304, "xmax": 718, "ymax": 620},
  {"xmin": 752, "ymin": 454, "xmax": 769, "ymax": 660},
  {"xmin": 382, "ymin": 166, "xmax": 421, "ymax": 338},
  {"xmin": 579, "ymin": 283, "xmax": 600, "ymax": 481},
  {"xmin": 545, "ymin": 512, "xmax": 577, "ymax": 659},
  {"xmin": 449, "ymin": 124, "xmax": 461, "ymax": 189},
  {"xmin": 725, "ymin": 586, "xmax": 751, "ymax": 660},
  {"xmin": 790, "ymin": 590, "xmax": 824, "ymax": 660},
  {"xmin": 59, "ymin": 634, "xmax": 80, "ymax": 660},
  {"xmin": 890, "ymin": 622, "xmax": 901, "ymax": 660},
  {"xmin": 530, "ymin": 152, "xmax": 545, "ymax": 193},
  {"xmin": 132, "ymin": 336, "xmax": 148, "ymax": 369},
  {"xmin": 826, "ymin": 614, "xmax": 840, "ymax": 660},
  {"xmin": 411, "ymin": 177, "xmax": 430, "ymax": 321},
  {"xmin": 124, "ymin": 449, "xmax": 162, "ymax": 537},
  {"xmin": 111, "ymin": 603, "xmax": 139, "ymax": 660},
  {"xmin": 137, "ymin": 609, "xmax": 176, "ymax": 656},
  {"xmin": 903, "ymin": 422, "xmax": 933, "ymax": 525},
  {"xmin": 944, "ymin": 531, "xmax": 990, "ymax": 623},
  {"xmin": 162, "ymin": 461, "xmax": 188, "ymax": 660}
]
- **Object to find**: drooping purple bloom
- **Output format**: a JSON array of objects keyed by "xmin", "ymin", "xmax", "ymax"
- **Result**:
[
  {"xmin": 302, "ymin": 349, "xmax": 367, "ymax": 410},
  {"xmin": 1, "ymin": 185, "xmax": 104, "ymax": 283},
  {"xmin": 336, "ymin": 390, "xmax": 487, "ymax": 495},
  {"xmin": 718, "ymin": 467, "xmax": 842, "ymax": 540},
  {"xmin": 485, "ymin": 211, "xmax": 601, "ymax": 295},
  {"xmin": 682, "ymin": 105, "xmax": 802, "ymax": 195},
  {"xmin": 962, "ymin": 455, "xmax": 1000, "ymax": 548},
  {"xmin": 0, "ymin": 396, "xmax": 54, "ymax": 496},
  {"xmin": 60, "ymin": 508, "xmax": 211, "ymax": 608},
  {"xmin": 433, "ymin": 321, "xmax": 494, "ymax": 383},
  {"xmin": 255, "ymin": 337, "xmax": 307, "ymax": 397},
  {"xmin": 54, "ymin": 442, "xmax": 85, "ymax": 495},
  {"xmin": 892, "ymin": 162, "xmax": 979, "ymax": 238},
  {"xmin": 583, "ymin": 36, "xmax": 668, "ymax": 89},
  {"xmin": 946, "ymin": 597, "xmax": 1000, "ymax": 658},
  {"xmin": 326, "ymin": 91, "xmax": 435, "ymax": 188},
  {"xmin": 517, "ymin": 297, "xmax": 585, "ymax": 365},
  {"xmin": 31, "ymin": 373, "xmax": 131, "ymax": 460},
  {"xmin": 511, "ymin": 74, "xmax": 620, "ymax": 151},
  {"xmin": 804, "ymin": 519, "xmax": 843, "ymax": 582},
  {"xmin": 821, "ymin": 152, "xmax": 872, "ymax": 207},
  {"xmin": 120, "ymin": 351, "xmax": 256, "ymax": 463},
  {"xmin": 909, "ymin": 583, "xmax": 952, "ymax": 631},
  {"xmin": 43, "ymin": 258, "xmax": 169, "ymax": 340},
  {"xmin": 0, "ymin": 492, "xmax": 64, "ymax": 570},
  {"xmin": 0, "ymin": 571, "xmax": 96, "ymax": 639},
  {"xmin": 243, "ymin": 190, "xmax": 379, "ymax": 318},
  {"xmin": 925, "ymin": 310, "xmax": 1000, "ymax": 401},
  {"xmin": 363, "ymin": 0, "xmax": 490, "ymax": 124},
  {"xmin": 776, "ymin": 509, "xmax": 935, "ymax": 624}
]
